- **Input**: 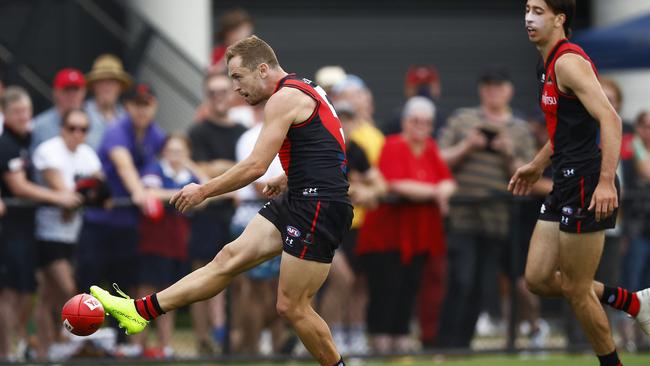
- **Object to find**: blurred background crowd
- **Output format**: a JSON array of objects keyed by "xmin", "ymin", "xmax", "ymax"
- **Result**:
[{"xmin": 1, "ymin": 0, "xmax": 650, "ymax": 362}]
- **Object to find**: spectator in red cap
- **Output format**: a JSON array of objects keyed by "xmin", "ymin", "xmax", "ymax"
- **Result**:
[
  {"xmin": 385, "ymin": 65, "xmax": 448, "ymax": 137},
  {"xmin": 404, "ymin": 65, "xmax": 441, "ymax": 101},
  {"xmin": 31, "ymin": 68, "xmax": 87, "ymax": 150}
]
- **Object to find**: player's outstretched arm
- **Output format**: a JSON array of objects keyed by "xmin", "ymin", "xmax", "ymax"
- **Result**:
[
  {"xmin": 171, "ymin": 88, "xmax": 309, "ymax": 213},
  {"xmin": 555, "ymin": 53, "xmax": 622, "ymax": 221},
  {"xmin": 508, "ymin": 141, "xmax": 551, "ymax": 196}
]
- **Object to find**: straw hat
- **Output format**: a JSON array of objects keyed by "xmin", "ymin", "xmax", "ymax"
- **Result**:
[{"xmin": 86, "ymin": 54, "xmax": 132, "ymax": 90}]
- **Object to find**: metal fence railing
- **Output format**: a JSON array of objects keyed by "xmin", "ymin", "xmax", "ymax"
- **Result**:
[{"xmin": 2, "ymin": 191, "xmax": 650, "ymax": 363}]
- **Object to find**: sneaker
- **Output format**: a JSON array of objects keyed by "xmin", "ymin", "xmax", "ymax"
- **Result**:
[
  {"xmin": 635, "ymin": 288, "xmax": 650, "ymax": 335},
  {"xmin": 529, "ymin": 319, "xmax": 550, "ymax": 349},
  {"xmin": 332, "ymin": 329, "xmax": 349, "ymax": 355},
  {"xmin": 197, "ymin": 339, "xmax": 221, "ymax": 356},
  {"xmin": 348, "ymin": 332, "xmax": 369, "ymax": 355},
  {"xmin": 89, "ymin": 284, "xmax": 148, "ymax": 335},
  {"xmin": 114, "ymin": 343, "xmax": 143, "ymax": 358}
]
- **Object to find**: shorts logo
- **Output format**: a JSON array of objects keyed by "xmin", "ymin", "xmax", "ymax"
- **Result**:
[
  {"xmin": 285, "ymin": 237, "xmax": 294, "ymax": 247},
  {"xmin": 563, "ymin": 168, "xmax": 575, "ymax": 177},
  {"xmin": 561, "ymin": 216, "xmax": 569, "ymax": 225},
  {"xmin": 302, "ymin": 187, "xmax": 318, "ymax": 197},
  {"xmin": 286, "ymin": 226, "xmax": 301, "ymax": 238},
  {"xmin": 540, "ymin": 204, "xmax": 546, "ymax": 214},
  {"xmin": 84, "ymin": 298, "xmax": 102, "ymax": 311},
  {"xmin": 561, "ymin": 206, "xmax": 574, "ymax": 216}
]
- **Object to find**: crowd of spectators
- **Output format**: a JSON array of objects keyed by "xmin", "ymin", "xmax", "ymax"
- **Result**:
[{"xmin": 1, "ymin": 9, "xmax": 650, "ymax": 363}]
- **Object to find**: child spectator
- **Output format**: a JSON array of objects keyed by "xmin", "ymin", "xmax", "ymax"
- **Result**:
[{"xmin": 132, "ymin": 134, "xmax": 206, "ymax": 358}]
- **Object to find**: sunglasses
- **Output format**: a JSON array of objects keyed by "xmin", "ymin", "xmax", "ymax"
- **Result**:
[{"xmin": 65, "ymin": 125, "xmax": 89, "ymax": 133}]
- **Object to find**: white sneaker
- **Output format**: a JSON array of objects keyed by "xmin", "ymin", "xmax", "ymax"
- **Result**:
[
  {"xmin": 348, "ymin": 332, "xmax": 369, "ymax": 355},
  {"xmin": 529, "ymin": 319, "xmax": 550, "ymax": 349},
  {"xmin": 635, "ymin": 288, "xmax": 650, "ymax": 335},
  {"xmin": 333, "ymin": 330, "xmax": 349, "ymax": 355}
]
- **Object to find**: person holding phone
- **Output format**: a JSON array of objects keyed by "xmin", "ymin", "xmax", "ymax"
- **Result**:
[{"xmin": 436, "ymin": 67, "xmax": 536, "ymax": 348}]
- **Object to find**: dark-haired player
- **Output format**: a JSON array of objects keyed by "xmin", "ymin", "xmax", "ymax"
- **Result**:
[{"xmin": 509, "ymin": 1, "xmax": 650, "ymax": 365}]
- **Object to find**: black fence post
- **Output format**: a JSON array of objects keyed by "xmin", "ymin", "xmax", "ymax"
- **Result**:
[{"xmin": 507, "ymin": 196, "xmax": 521, "ymax": 353}]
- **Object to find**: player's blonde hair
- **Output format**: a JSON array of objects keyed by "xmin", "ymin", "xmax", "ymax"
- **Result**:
[{"xmin": 225, "ymin": 35, "xmax": 279, "ymax": 71}]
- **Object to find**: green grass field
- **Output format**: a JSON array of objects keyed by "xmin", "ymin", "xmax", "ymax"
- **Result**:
[{"xmin": 168, "ymin": 353, "xmax": 650, "ymax": 366}]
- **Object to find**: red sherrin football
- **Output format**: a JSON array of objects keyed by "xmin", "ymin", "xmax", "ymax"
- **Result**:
[{"xmin": 61, "ymin": 294, "xmax": 105, "ymax": 336}]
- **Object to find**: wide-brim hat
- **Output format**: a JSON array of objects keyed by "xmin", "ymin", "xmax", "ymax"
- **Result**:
[{"xmin": 86, "ymin": 54, "xmax": 132, "ymax": 90}]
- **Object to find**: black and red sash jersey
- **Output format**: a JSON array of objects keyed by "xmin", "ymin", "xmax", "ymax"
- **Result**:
[
  {"xmin": 273, "ymin": 74, "xmax": 350, "ymax": 203},
  {"xmin": 538, "ymin": 39, "xmax": 602, "ymax": 181}
]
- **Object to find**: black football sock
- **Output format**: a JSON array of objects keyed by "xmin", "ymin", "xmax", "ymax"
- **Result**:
[
  {"xmin": 597, "ymin": 349, "xmax": 621, "ymax": 366},
  {"xmin": 601, "ymin": 286, "xmax": 640, "ymax": 317}
]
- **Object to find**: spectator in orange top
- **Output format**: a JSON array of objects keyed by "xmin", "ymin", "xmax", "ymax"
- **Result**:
[{"xmin": 356, "ymin": 96, "xmax": 456, "ymax": 354}]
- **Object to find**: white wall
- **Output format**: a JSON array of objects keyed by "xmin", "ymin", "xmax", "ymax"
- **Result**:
[
  {"xmin": 593, "ymin": 0, "xmax": 650, "ymax": 26},
  {"xmin": 593, "ymin": 0, "xmax": 650, "ymax": 121},
  {"xmin": 129, "ymin": 0, "xmax": 211, "ymax": 68}
]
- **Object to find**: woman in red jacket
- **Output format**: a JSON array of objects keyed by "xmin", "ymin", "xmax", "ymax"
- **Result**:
[{"xmin": 357, "ymin": 96, "xmax": 456, "ymax": 354}]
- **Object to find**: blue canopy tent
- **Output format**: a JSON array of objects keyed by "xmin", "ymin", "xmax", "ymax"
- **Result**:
[{"xmin": 572, "ymin": 13, "xmax": 650, "ymax": 70}]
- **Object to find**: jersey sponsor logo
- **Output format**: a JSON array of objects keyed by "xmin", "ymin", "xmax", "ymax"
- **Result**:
[
  {"xmin": 84, "ymin": 298, "xmax": 102, "ymax": 311},
  {"xmin": 541, "ymin": 92, "xmax": 557, "ymax": 106},
  {"xmin": 561, "ymin": 206, "xmax": 574, "ymax": 216},
  {"xmin": 540, "ymin": 73, "xmax": 545, "ymax": 83},
  {"xmin": 286, "ymin": 225, "xmax": 301, "ymax": 238},
  {"xmin": 561, "ymin": 216, "xmax": 570, "ymax": 225},
  {"xmin": 302, "ymin": 187, "xmax": 319, "ymax": 197},
  {"xmin": 562, "ymin": 168, "xmax": 575, "ymax": 177}
]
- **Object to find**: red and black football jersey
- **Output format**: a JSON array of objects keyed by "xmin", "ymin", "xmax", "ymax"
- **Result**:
[
  {"xmin": 273, "ymin": 74, "xmax": 350, "ymax": 203},
  {"xmin": 538, "ymin": 39, "xmax": 602, "ymax": 180}
]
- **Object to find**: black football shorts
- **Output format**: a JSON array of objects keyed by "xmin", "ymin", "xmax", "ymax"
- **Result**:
[
  {"xmin": 259, "ymin": 193, "xmax": 353, "ymax": 263},
  {"xmin": 538, "ymin": 173, "xmax": 620, "ymax": 233}
]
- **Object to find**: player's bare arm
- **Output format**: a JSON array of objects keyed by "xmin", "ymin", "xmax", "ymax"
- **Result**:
[
  {"xmin": 508, "ymin": 140, "xmax": 552, "ymax": 196},
  {"xmin": 555, "ymin": 53, "xmax": 622, "ymax": 221},
  {"xmin": 171, "ymin": 87, "xmax": 315, "ymax": 213}
]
